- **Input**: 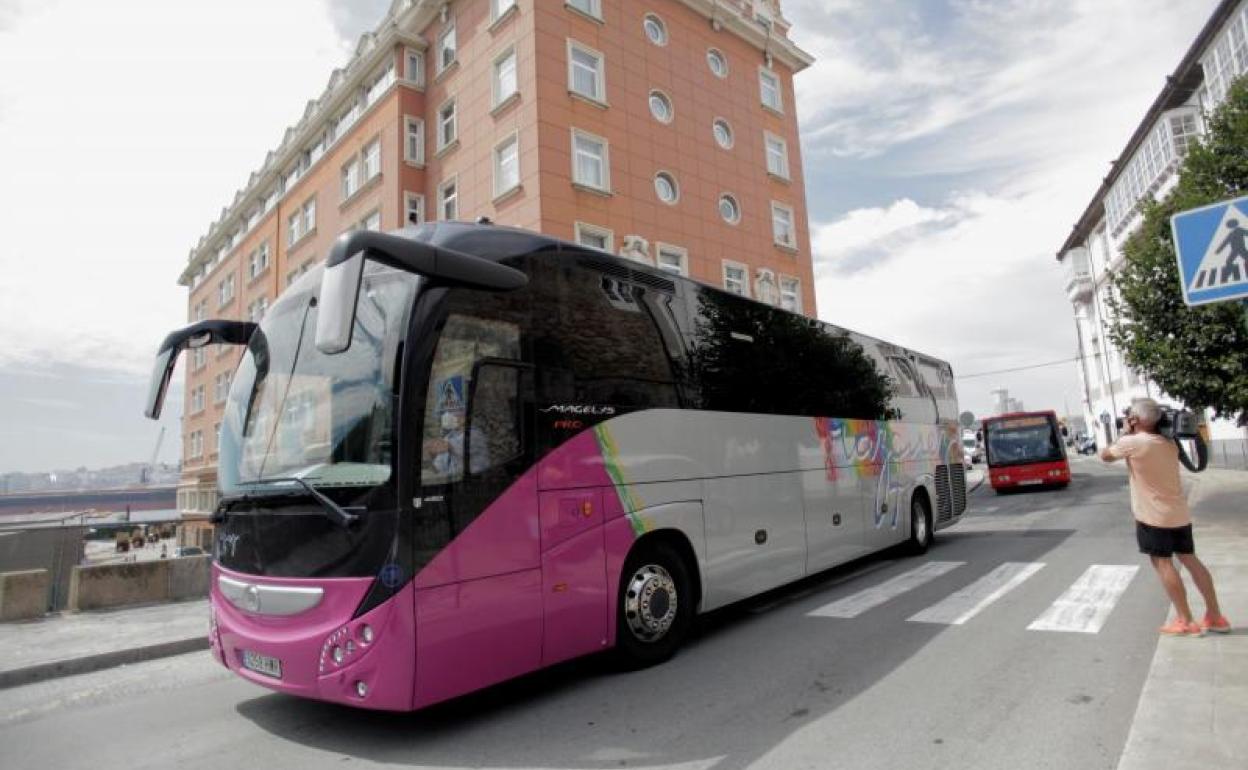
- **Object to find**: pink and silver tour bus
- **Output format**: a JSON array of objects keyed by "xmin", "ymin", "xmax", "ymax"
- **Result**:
[{"xmin": 144, "ymin": 223, "xmax": 967, "ymax": 711}]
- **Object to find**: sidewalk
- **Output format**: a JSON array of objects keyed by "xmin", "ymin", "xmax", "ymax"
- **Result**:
[
  {"xmin": 1116, "ymin": 468, "xmax": 1248, "ymax": 770},
  {"xmin": 0, "ymin": 599, "xmax": 207, "ymax": 690}
]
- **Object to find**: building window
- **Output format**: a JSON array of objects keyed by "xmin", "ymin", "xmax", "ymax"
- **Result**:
[
  {"xmin": 575, "ymin": 221, "xmax": 613, "ymax": 252},
  {"xmin": 713, "ymin": 118, "xmax": 734, "ymax": 149},
  {"xmin": 494, "ymin": 134, "xmax": 520, "ymax": 197},
  {"xmin": 491, "ymin": 0, "xmax": 517, "ymax": 21},
  {"xmin": 439, "ymin": 177, "xmax": 458, "ymax": 220},
  {"xmin": 572, "ymin": 129, "xmax": 609, "ymax": 191},
  {"xmin": 493, "ymin": 47, "xmax": 518, "ymax": 107},
  {"xmin": 192, "ymin": 347, "xmax": 206, "ymax": 370},
  {"xmin": 780, "ymin": 275, "xmax": 802, "ymax": 313},
  {"xmin": 568, "ymin": 41, "xmax": 605, "ymax": 103},
  {"xmin": 247, "ymin": 296, "xmax": 269, "ymax": 322},
  {"xmin": 723, "ymin": 261, "xmax": 748, "ymax": 297},
  {"xmin": 404, "ymin": 47, "xmax": 425, "ymax": 85},
  {"xmin": 656, "ymin": 243, "xmax": 687, "ymax": 276},
  {"xmin": 287, "ymin": 260, "xmax": 313, "ymax": 287},
  {"xmin": 288, "ymin": 196, "xmax": 315, "ymax": 247},
  {"xmin": 217, "ymin": 274, "xmax": 235, "ymax": 307},
  {"xmin": 648, "ymin": 90, "xmax": 673, "ymax": 123},
  {"xmin": 760, "ymin": 68, "xmax": 783, "ymax": 112},
  {"xmin": 438, "ymin": 20, "xmax": 457, "ymax": 74},
  {"xmin": 771, "ymin": 201, "xmax": 796, "ymax": 247},
  {"xmin": 362, "ymin": 137, "xmax": 381, "ymax": 181},
  {"xmin": 405, "ymin": 116, "xmax": 425, "ymax": 165},
  {"xmin": 654, "ymin": 171, "xmax": 678, "ymax": 204},
  {"xmin": 359, "ymin": 210, "xmax": 381, "ymax": 232},
  {"xmin": 248, "ymin": 242, "xmax": 269, "ymax": 279},
  {"xmin": 438, "ymin": 99, "xmax": 457, "ymax": 150},
  {"xmin": 643, "ymin": 13, "xmax": 668, "ymax": 46},
  {"xmin": 567, "ymin": 0, "xmax": 602, "ymax": 20},
  {"xmin": 765, "ymin": 132, "xmax": 790, "ymax": 179},
  {"xmin": 405, "ymin": 192, "xmax": 425, "ymax": 225},
  {"xmin": 189, "ymin": 430, "xmax": 203, "ymax": 459},
  {"xmin": 707, "ymin": 48, "xmax": 728, "ymax": 78},
  {"xmin": 342, "ymin": 157, "xmax": 361, "ymax": 200},
  {"xmin": 191, "ymin": 386, "xmax": 205, "ymax": 414},
  {"xmin": 719, "ymin": 194, "xmax": 741, "ymax": 224}
]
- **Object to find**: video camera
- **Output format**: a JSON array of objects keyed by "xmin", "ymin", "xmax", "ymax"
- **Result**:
[{"xmin": 1116, "ymin": 404, "xmax": 1208, "ymax": 472}]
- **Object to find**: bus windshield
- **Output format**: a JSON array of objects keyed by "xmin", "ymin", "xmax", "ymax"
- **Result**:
[
  {"xmin": 984, "ymin": 416, "xmax": 1063, "ymax": 467},
  {"xmin": 218, "ymin": 264, "xmax": 418, "ymax": 495}
]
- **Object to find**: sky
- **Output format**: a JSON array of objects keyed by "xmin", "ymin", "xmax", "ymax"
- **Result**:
[{"xmin": 0, "ymin": 0, "xmax": 1220, "ymax": 473}]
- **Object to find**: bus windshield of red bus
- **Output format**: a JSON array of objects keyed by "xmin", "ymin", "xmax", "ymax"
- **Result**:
[
  {"xmin": 217, "ymin": 265, "xmax": 418, "ymax": 494},
  {"xmin": 984, "ymin": 416, "xmax": 1063, "ymax": 467}
]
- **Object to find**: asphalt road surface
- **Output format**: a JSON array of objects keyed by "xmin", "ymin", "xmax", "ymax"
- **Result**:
[{"xmin": 0, "ymin": 457, "xmax": 1167, "ymax": 770}]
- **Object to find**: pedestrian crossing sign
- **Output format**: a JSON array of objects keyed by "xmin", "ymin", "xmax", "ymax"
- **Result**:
[{"xmin": 1170, "ymin": 194, "xmax": 1248, "ymax": 306}]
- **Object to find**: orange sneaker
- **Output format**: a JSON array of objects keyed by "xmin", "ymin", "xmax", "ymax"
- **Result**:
[
  {"xmin": 1159, "ymin": 619, "xmax": 1204, "ymax": 637},
  {"xmin": 1200, "ymin": 615, "xmax": 1232, "ymax": 634}
]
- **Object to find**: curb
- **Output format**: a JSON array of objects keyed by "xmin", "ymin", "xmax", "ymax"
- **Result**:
[{"xmin": 0, "ymin": 636, "xmax": 209, "ymax": 690}]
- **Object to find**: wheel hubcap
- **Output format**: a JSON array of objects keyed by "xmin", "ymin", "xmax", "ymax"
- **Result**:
[
  {"xmin": 624, "ymin": 564, "xmax": 678, "ymax": 643},
  {"xmin": 915, "ymin": 503, "xmax": 928, "ymax": 544}
]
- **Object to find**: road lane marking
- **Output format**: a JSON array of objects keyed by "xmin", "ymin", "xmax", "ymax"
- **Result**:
[
  {"xmin": 807, "ymin": 561, "xmax": 964, "ymax": 619},
  {"xmin": 1027, "ymin": 564, "xmax": 1139, "ymax": 634},
  {"xmin": 908, "ymin": 561, "xmax": 1046, "ymax": 625}
]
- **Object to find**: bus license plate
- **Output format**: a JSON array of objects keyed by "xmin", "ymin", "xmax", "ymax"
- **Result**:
[
  {"xmin": 242, "ymin": 649, "xmax": 282, "ymax": 679},
  {"xmin": 1019, "ymin": 479, "xmax": 1044, "ymax": 486}
]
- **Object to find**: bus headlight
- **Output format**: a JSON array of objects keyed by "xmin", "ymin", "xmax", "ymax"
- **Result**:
[
  {"xmin": 332, "ymin": 645, "xmax": 344, "ymax": 664},
  {"xmin": 355, "ymin": 681, "xmax": 368, "ymax": 698},
  {"xmin": 360, "ymin": 625, "xmax": 374, "ymax": 644}
]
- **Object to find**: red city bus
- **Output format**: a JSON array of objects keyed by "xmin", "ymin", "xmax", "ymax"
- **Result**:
[{"xmin": 982, "ymin": 411, "xmax": 1070, "ymax": 492}]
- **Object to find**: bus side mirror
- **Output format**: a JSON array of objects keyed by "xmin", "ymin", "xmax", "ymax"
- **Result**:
[{"xmin": 144, "ymin": 320, "xmax": 257, "ymax": 419}]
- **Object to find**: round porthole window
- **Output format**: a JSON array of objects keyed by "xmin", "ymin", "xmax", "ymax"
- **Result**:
[
  {"xmin": 643, "ymin": 14, "xmax": 668, "ymax": 46},
  {"xmin": 655, "ymin": 172, "xmax": 679, "ymax": 204},
  {"xmin": 713, "ymin": 118, "xmax": 733, "ymax": 149},
  {"xmin": 707, "ymin": 48, "xmax": 728, "ymax": 78},
  {"xmin": 649, "ymin": 90, "xmax": 673, "ymax": 123},
  {"xmin": 719, "ymin": 194, "xmax": 741, "ymax": 224}
]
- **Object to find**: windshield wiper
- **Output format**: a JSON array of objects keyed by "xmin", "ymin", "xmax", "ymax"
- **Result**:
[{"xmin": 214, "ymin": 477, "xmax": 361, "ymax": 528}]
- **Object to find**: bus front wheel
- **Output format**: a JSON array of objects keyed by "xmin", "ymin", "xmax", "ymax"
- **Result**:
[
  {"xmin": 907, "ymin": 493, "xmax": 932, "ymax": 554},
  {"xmin": 615, "ymin": 540, "xmax": 694, "ymax": 669}
]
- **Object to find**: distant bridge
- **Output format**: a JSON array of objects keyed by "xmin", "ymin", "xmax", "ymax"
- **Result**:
[{"xmin": 0, "ymin": 486, "xmax": 177, "ymax": 517}]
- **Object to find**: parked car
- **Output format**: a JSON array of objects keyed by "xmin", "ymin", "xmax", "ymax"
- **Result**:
[
  {"xmin": 1076, "ymin": 435, "xmax": 1098, "ymax": 455},
  {"xmin": 961, "ymin": 435, "xmax": 983, "ymax": 464}
]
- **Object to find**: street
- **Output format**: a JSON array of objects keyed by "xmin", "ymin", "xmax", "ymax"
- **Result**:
[{"xmin": 0, "ymin": 458, "xmax": 1174, "ymax": 770}]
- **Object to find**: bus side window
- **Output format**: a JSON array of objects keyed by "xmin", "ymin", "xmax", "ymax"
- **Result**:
[{"xmin": 465, "ymin": 361, "xmax": 532, "ymax": 474}]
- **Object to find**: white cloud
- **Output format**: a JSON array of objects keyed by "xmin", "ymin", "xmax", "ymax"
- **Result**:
[
  {"xmin": 0, "ymin": 0, "xmax": 353, "ymax": 374},
  {"xmin": 812, "ymin": 198, "xmax": 962, "ymax": 274}
]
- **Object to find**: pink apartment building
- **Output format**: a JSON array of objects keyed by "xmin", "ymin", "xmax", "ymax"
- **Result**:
[{"xmin": 175, "ymin": 0, "xmax": 815, "ymax": 521}]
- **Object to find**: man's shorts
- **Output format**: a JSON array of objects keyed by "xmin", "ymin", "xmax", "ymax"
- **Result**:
[{"xmin": 1136, "ymin": 521, "xmax": 1195, "ymax": 557}]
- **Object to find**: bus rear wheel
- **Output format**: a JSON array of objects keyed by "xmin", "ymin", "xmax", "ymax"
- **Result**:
[
  {"xmin": 907, "ymin": 493, "xmax": 932, "ymax": 554},
  {"xmin": 615, "ymin": 541, "xmax": 693, "ymax": 669}
]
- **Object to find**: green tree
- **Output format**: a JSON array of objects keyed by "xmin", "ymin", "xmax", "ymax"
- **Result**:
[{"xmin": 1106, "ymin": 77, "xmax": 1248, "ymax": 425}]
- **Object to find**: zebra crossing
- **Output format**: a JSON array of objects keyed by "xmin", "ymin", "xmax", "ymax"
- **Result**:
[{"xmin": 807, "ymin": 560, "xmax": 1140, "ymax": 633}]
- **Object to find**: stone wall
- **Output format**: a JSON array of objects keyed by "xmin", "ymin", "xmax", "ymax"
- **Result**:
[
  {"xmin": 0, "ymin": 569, "xmax": 50, "ymax": 621},
  {"xmin": 67, "ymin": 556, "xmax": 211, "ymax": 612}
]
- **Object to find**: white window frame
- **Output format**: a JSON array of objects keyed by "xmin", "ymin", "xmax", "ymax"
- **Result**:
[
  {"xmin": 722, "ymin": 260, "xmax": 749, "ymax": 297},
  {"xmin": 567, "ymin": 39, "xmax": 606, "ymax": 104},
  {"xmin": 643, "ymin": 13, "xmax": 668, "ymax": 46},
  {"xmin": 575, "ymin": 221, "xmax": 614, "ymax": 252},
  {"xmin": 779, "ymin": 275, "xmax": 802, "ymax": 314},
  {"xmin": 362, "ymin": 137, "xmax": 381, "ymax": 182},
  {"xmin": 438, "ymin": 98, "xmax": 458, "ymax": 151},
  {"xmin": 759, "ymin": 67, "xmax": 783, "ymax": 113},
  {"xmin": 439, "ymin": 176, "xmax": 459, "ymax": 221},
  {"xmin": 566, "ymin": 0, "xmax": 602, "ymax": 21},
  {"xmin": 493, "ymin": 47, "xmax": 518, "ymax": 108},
  {"xmin": 437, "ymin": 20, "xmax": 457, "ymax": 75},
  {"xmin": 359, "ymin": 209, "xmax": 381, "ymax": 232},
  {"xmin": 648, "ymin": 89, "xmax": 674, "ymax": 124},
  {"xmin": 218, "ymin": 274, "xmax": 234, "ymax": 307},
  {"xmin": 713, "ymin": 117, "xmax": 734, "ymax": 149},
  {"xmin": 654, "ymin": 171, "xmax": 679, "ymax": 204},
  {"xmin": 764, "ymin": 131, "xmax": 790, "ymax": 179},
  {"xmin": 248, "ymin": 242, "xmax": 269, "ymax": 280},
  {"xmin": 656, "ymin": 243, "xmax": 688, "ymax": 276},
  {"xmin": 404, "ymin": 46, "xmax": 425, "ymax": 86},
  {"xmin": 771, "ymin": 201, "xmax": 796, "ymax": 248},
  {"xmin": 341, "ymin": 156, "xmax": 361, "ymax": 200},
  {"xmin": 493, "ymin": 133, "xmax": 521, "ymax": 198},
  {"xmin": 404, "ymin": 115, "xmax": 425, "ymax": 165},
  {"xmin": 719, "ymin": 193, "xmax": 741, "ymax": 224},
  {"xmin": 491, "ymin": 0, "xmax": 518, "ymax": 22},
  {"xmin": 302, "ymin": 197, "xmax": 316, "ymax": 236},
  {"xmin": 571, "ymin": 128, "xmax": 610, "ymax": 192},
  {"xmin": 707, "ymin": 48, "xmax": 728, "ymax": 78},
  {"xmin": 404, "ymin": 191, "xmax": 426, "ymax": 226}
]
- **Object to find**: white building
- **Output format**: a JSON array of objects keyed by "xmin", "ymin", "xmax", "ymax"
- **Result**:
[{"xmin": 1057, "ymin": 0, "xmax": 1248, "ymax": 446}]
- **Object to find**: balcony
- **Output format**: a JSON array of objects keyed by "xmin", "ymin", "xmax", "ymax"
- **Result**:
[{"xmin": 1062, "ymin": 246, "xmax": 1093, "ymax": 303}]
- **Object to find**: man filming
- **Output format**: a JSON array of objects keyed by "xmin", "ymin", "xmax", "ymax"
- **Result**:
[{"xmin": 1100, "ymin": 398, "xmax": 1231, "ymax": 636}]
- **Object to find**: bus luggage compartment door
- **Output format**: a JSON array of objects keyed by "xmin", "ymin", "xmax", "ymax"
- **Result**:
[{"xmin": 539, "ymin": 488, "xmax": 607, "ymax": 666}]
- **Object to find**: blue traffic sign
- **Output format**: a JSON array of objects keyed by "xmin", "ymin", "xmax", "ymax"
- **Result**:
[{"xmin": 1170, "ymin": 195, "xmax": 1248, "ymax": 306}]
